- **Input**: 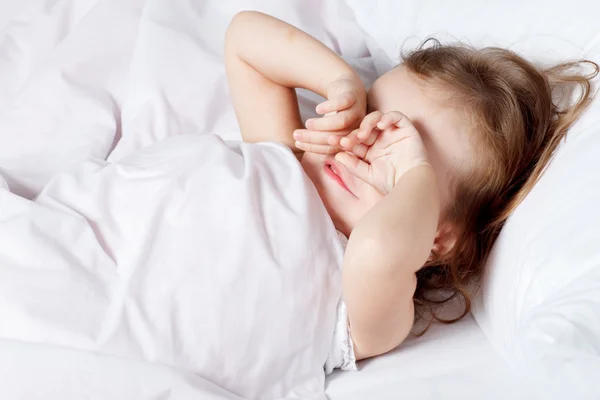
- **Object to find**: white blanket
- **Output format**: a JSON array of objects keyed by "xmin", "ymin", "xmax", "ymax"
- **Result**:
[
  {"xmin": 0, "ymin": 134, "xmax": 344, "ymax": 399},
  {"xmin": 0, "ymin": 0, "xmax": 372, "ymax": 398}
]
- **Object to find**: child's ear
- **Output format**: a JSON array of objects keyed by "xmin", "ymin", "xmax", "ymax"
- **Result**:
[{"xmin": 428, "ymin": 223, "xmax": 457, "ymax": 261}]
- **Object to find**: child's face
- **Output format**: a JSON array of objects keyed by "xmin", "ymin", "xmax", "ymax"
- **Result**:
[{"xmin": 302, "ymin": 66, "xmax": 473, "ymax": 237}]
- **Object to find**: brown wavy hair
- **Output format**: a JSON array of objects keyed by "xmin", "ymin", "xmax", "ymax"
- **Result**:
[{"xmin": 403, "ymin": 40, "xmax": 598, "ymax": 332}]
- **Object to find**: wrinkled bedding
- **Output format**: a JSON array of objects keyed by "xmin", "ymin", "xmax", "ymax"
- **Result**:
[
  {"xmin": 0, "ymin": 1, "xmax": 531, "ymax": 400},
  {"xmin": 0, "ymin": 133, "xmax": 344, "ymax": 398},
  {"xmin": 0, "ymin": 0, "xmax": 374, "ymax": 397}
]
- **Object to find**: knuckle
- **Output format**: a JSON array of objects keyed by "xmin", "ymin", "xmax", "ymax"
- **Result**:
[
  {"xmin": 341, "ymin": 93, "xmax": 353, "ymax": 106},
  {"xmin": 321, "ymin": 120, "xmax": 334, "ymax": 130},
  {"xmin": 314, "ymin": 121, "xmax": 327, "ymax": 131},
  {"xmin": 332, "ymin": 118, "xmax": 345, "ymax": 130},
  {"xmin": 389, "ymin": 111, "xmax": 406, "ymax": 122},
  {"xmin": 367, "ymin": 111, "xmax": 382, "ymax": 124},
  {"xmin": 361, "ymin": 118, "xmax": 373, "ymax": 129},
  {"xmin": 342, "ymin": 113, "xmax": 353, "ymax": 125}
]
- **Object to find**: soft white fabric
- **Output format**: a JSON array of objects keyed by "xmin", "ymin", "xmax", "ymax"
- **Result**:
[
  {"xmin": 0, "ymin": 1, "xmax": 373, "ymax": 398},
  {"xmin": 326, "ymin": 314, "xmax": 531, "ymax": 400},
  {"xmin": 107, "ymin": 0, "xmax": 373, "ymax": 162},
  {"xmin": 344, "ymin": 1, "xmax": 600, "ymax": 398},
  {"xmin": 345, "ymin": 0, "xmax": 600, "ymax": 74},
  {"xmin": 0, "ymin": 340, "xmax": 245, "ymax": 400},
  {"xmin": 0, "ymin": 315, "xmax": 526, "ymax": 400},
  {"xmin": 0, "ymin": 0, "xmax": 374, "ymax": 198},
  {"xmin": 7, "ymin": 0, "xmax": 598, "ymax": 398},
  {"xmin": 325, "ymin": 231, "xmax": 357, "ymax": 374},
  {"xmin": 472, "ymin": 100, "xmax": 600, "ymax": 400},
  {"xmin": 0, "ymin": 134, "xmax": 344, "ymax": 399},
  {"xmin": 0, "ymin": 0, "xmax": 143, "ymax": 198},
  {"xmin": 325, "ymin": 300, "xmax": 357, "ymax": 374}
]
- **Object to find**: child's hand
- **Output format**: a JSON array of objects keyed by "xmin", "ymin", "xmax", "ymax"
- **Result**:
[
  {"xmin": 293, "ymin": 77, "xmax": 366, "ymax": 154},
  {"xmin": 335, "ymin": 111, "xmax": 431, "ymax": 195}
]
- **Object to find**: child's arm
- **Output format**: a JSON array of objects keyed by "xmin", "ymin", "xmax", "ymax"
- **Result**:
[
  {"xmin": 343, "ymin": 167, "xmax": 439, "ymax": 359},
  {"xmin": 335, "ymin": 111, "xmax": 441, "ymax": 360},
  {"xmin": 225, "ymin": 11, "xmax": 365, "ymax": 156}
]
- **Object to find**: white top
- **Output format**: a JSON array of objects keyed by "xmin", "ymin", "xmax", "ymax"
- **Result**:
[{"xmin": 324, "ymin": 231, "xmax": 357, "ymax": 374}]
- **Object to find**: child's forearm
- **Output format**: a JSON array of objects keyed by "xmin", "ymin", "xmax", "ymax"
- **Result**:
[
  {"xmin": 343, "ymin": 165, "xmax": 440, "ymax": 358},
  {"xmin": 225, "ymin": 11, "xmax": 362, "ymax": 147},
  {"xmin": 350, "ymin": 165, "xmax": 440, "ymax": 269},
  {"xmin": 226, "ymin": 11, "xmax": 359, "ymax": 98}
]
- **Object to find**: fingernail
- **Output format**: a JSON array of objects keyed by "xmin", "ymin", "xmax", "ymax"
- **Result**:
[
  {"xmin": 293, "ymin": 131, "xmax": 301, "ymax": 140},
  {"xmin": 295, "ymin": 141, "xmax": 302, "ymax": 148},
  {"xmin": 315, "ymin": 105, "xmax": 322, "ymax": 114}
]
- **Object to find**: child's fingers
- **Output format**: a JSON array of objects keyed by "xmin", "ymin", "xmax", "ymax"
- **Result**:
[
  {"xmin": 335, "ymin": 152, "xmax": 373, "ymax": 185},
  {"xmin": 306, "ymin": 110, "xmax": 359, "ymax": 131},
  {"xmin": 330, "ymin": 128, "xmax": 358, "ymax": 147},
  {"xmin": 337, "ymin": 120, "xmax": 379, "ymax": 152},
  {"xmin": 339, "ymin": 128, "xmax": 360, "ymax": 147},
  {"xmin": 339, "ymin": 132, "xmax": 359, "ymax": 149},
  {"xmin": 293, "ymin": 129, "xmax": 332, "ymax": 145},
  {"xmin": 359, "ymin": 128, "xmax": 380, "ymax": 146},
  {"xmin": 351, "ymin": 125, "xmax": 379, "ymax": 147},
  {"xmin": 360, "ymin": 111, "xmax": 384, "ymax": 129},
  {"xmin": 327, "ymin": 135, "xmax": 342, "ymax": 146},
  {"xmin": 375, "ymin": 113, "xmax": 396, "ymax": 130},
  {"xmin": 349, "ymin": 142, "xmax": 369, "ymax": 159},
  {"xmin": 357, "ymin": 111, "xmax": 383, "ymax": 140},
  {"xmin": 376, "ymin": 111, "xmax": 411, "ymax": 130},
  {"xmin": 340, "ymin": 135, "xmax": 369, "ymax": 159},
  {"xmin": 316, "ymin": 92, "xmax": 356, "ymax": 114},
  {"xmin": 294, "ymin": 141, "xmax": 338, "ymax": 155}
]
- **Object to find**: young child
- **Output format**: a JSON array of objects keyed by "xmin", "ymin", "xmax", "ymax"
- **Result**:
[{"xmin": 225, "ymin": 11, "xmax": 597, "ymax": 370}]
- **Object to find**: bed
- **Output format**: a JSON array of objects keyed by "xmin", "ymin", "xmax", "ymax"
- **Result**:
[
  {"xmin": 1, "ymin": 314, "xmax": 527, "ymax": 399},
  {"xmin": 1, "ymin": 1, "xmax": 599, "ymax": 399}
]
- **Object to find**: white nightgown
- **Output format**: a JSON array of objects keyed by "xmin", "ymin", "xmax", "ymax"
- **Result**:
[{"xmin": 324, "ymin": 231, "xmax": 357, "ymax": 374}]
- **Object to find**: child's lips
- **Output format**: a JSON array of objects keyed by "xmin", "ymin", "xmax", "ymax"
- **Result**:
[{"xmin": 324, "ymin": 159, "xmax": 356, "ymax": 197}]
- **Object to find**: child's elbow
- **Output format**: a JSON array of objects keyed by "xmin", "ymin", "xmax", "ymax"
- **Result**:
[
  {"xmin": 353, "ymin": 318, "xmax": 412, "ymax": 361},
  {"xmin": 226, "ymin": 11, "xmax": 251, "ymax": 42},
  {"xmin": 228, "ymin": 10, "xmax": 261, "ymax": 32}
]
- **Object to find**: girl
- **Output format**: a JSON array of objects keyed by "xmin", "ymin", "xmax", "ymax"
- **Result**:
[{"xmin": 225, "ymin": 11, "xmax": 597, "ymax": 370}]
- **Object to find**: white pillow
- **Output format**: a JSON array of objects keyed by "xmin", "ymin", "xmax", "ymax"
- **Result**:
[
  {"xmin": 474, "ymin": 99, "xmax": 600, "ymax": 399},
  {"xmin": 345, "ymin": 0, "xmax": 600, "ymax": 73},
  {"xmin": 344, "ymin": 0, "xmax": 600, "ymax": 397}
]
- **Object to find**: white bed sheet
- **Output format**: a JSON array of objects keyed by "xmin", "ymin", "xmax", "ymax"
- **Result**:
[
  {"xmin": 0, "ymin": 314, "xmax": 528, "ymax": 400},
  {"xmin": 326, "ymin": 314, "xmax": 529, "ymax": 400},
  {"xmin": 0, "ymin": 1, "xmax": 529, "ymax": 399}
]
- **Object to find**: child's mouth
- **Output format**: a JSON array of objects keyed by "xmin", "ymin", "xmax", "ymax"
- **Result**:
[{"xmin": 324, "ymin": 160, "xmax": 355, "ymax": 196}]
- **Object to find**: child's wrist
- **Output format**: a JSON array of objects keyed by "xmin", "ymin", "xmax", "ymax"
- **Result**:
[
  {"xmin": 393, "ymin": 161, "xmax": 434, "ymax": 187},
  {"xmin": 325, "ymin": 72, "xmax": 364, "ymax": 97}
]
